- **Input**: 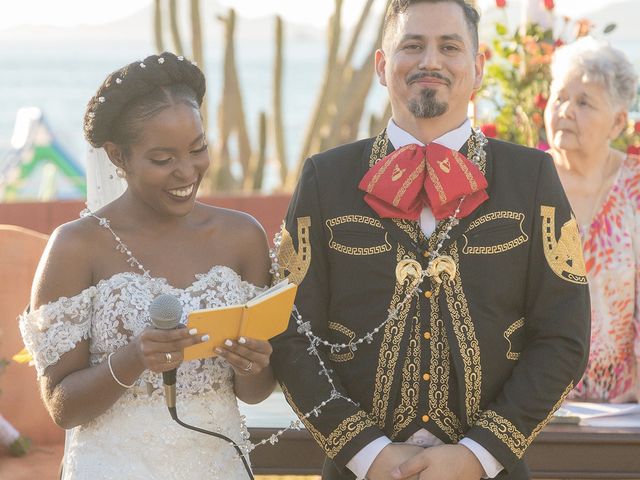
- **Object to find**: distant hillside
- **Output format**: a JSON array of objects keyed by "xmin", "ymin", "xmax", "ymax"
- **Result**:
[{"xmin": 0, "ymin": 2, "xmax": 324, "ymax": 49}]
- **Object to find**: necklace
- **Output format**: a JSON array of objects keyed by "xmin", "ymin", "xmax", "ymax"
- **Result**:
[{"xmin": 80, "ymin": 208, "xmax": 151, "ymax": 276}]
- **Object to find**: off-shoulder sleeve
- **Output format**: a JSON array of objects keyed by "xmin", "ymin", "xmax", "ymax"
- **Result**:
[{"xmin": 18, "ymin": 287, "xmax": 97, "ymax": 377}]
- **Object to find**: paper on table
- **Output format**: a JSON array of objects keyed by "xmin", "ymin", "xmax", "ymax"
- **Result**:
[{"xmin": 556, "ymin": 402, "xmax": 640, "ymax": 427}]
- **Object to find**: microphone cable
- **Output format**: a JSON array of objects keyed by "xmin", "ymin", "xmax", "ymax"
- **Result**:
[
  {"xmin": 150, "ymin": 294, "xmax": 254, "ymax": 479},
  {"xmin": 167, "ymin": 406, "xmax": 254, "ymax": 480}
]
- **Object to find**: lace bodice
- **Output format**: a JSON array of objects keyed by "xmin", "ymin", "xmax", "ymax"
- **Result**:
[{"xmin": 19, "ymin": 265, "xmax": 260, "ymax": 401}]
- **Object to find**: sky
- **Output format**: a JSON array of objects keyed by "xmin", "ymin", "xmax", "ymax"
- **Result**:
[{"xmin": 0, "ymin": 0, "xmax": 624, "ymax": 31}]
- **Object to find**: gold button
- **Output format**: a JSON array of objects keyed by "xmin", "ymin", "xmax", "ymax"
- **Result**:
[
  {"xmin": 423, "ymin": 290, "xmax": 432, "ymax": 299},
  {"xmin": 423, "ymin": 331, "xmax": 431, "ymax": 340},
  {"xmin": 422, "ymin": 414, "xmax": 430, "ymax": 423},
  {"xmin": 422, "ymin": 251, "xmax": 430, "ymax": 258},
  {"xmin": 422, "ymin": 373, "xmax": 430, "ymax": 381}
]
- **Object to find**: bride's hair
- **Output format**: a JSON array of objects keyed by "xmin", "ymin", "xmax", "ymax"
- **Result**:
[{"xmin": 83, "ymin": 52, "xmax": 206, "ymax": 149}]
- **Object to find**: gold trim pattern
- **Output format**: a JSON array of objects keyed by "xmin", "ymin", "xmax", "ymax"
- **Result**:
[
  {"xmin": 370, "ymin": 131, "xmax": 390, "ymax": 168},
  {"xmin": 278, "ymin": 217, "xmax": 312, "ymax": 285},
  {"xmin": 392, "ymin": 255, "xmax": 421, "ymax": 438},
  {"xmin": 540, "ymin": 206, "xmax": 588, "ymax": 284},
  {"xmin": 328, "ymin": 322, "xmax": 356, "ymax": 362},
  {"xmin": 325, "ymin": 411, "xmax": 378, "ymax": 459},
  {"xmin": 281, "ymin": 384, "xmax": 378, "ymax": 459},
  {"xmin": 326, "ymin": 215, "xmax": 392, "ymax": 256},
  {"xmin": 426, "ymin": 161, "xmax": 447, "ymax": 204},
  {"xmin": 326, "ymin": 215, "xmax": 384, "ymax": 228},
  {"xmin": 442, "ymin": 243, "xmax": 482, "ymax": 425},
  {"xmin": 281, "ymin": 383, "xmax": 328, "ymax": 451},
  {"xmin": 371, "ymin": 244, "xmax": 413, "ymax": 429},
  {"xmin": 504, "ymin": 318, "xmax": 524, "ymax": 360},
  {"xmin": 462, "ymin": 211, "xmax": 528, "ymax": 255},
  {"xmin": 393, "ymin": 162, "xmax": 425, "ymax": 207},
  {"xmin": 452, "ymin": 150, "xmax": 478, "ymax": 191},
  {"xmin": 475, "ymin": 382, "xmax": 574, "ymax": 458},
  {"xmin": 428, "ymin": 288, "xmax": 463, "ymax": 441},
  {"xmin": 364, "ymin": 146, "xmax": 407, "ymax": 192}
]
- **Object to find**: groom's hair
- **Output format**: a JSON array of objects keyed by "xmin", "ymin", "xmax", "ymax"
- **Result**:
[
  {"xmin": 83, "ymin": 52, "xmax": 206, "ymax": 149},
  {"xmin": 382, "ymin": 0, "xmax": 480, "ymax": 53}
]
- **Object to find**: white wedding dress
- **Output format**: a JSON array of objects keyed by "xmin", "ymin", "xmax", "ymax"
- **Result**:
[{"xmin": 20, "ymin": 235, "xmax": 260, "ymax": 478}]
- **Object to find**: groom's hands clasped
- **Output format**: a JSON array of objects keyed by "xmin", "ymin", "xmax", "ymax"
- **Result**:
[{"xmin": 390, "ymin": 444, "xmax": 484, "ymax": 480}]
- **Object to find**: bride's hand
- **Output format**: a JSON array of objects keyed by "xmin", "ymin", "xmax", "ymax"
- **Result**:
[
  {"xmin": 215, "ymin": 337, "xmax": 272, "ymax": 377},
  {"xmin": 134, "ymin": 326, "xmax": 206, "ymax": 373}
]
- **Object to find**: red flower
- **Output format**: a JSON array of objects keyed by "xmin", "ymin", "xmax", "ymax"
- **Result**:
[
  {"xmin": 634, "ymin": 121, "xmax": 640, "ymax": 134},
  {"xmin": 554, "ymin": 39, "xmax": 565, "ymax": 48},
  {"xmin": 534, "ymin": 93, "xmax": 548, "ymax": 111},
  {"xmin": 495, "ymin": 0, "xmax": 506, "ymax": 8},
  {"xmin": 626, "ymin": 144, "xmax": 640, "ymax": 155},
  {"xmin": 480, "ymin": 123, "xmax": 498, "ymax": 138},
  {"xmin": 544, "ymin": 0, "xmax": 555, "ymax": 10},
  {"xmin": 480, "ymin": 43, "xmax": 492, "ymax": 61}
]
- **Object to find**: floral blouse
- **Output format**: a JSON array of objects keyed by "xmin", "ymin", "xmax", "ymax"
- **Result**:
[{"xmin": 569, "ymin": 154, "xmax": 640, "ymax": 401}]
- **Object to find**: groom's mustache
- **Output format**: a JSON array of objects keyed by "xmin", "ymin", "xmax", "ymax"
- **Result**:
[{"xmin": 406, "ymin": 71, "xmax": 451, "ymax": 86}]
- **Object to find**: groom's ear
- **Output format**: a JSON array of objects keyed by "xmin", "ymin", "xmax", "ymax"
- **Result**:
[{"xmin": 103, "ymin": 142, "xmax": 127, "ymax": 169}]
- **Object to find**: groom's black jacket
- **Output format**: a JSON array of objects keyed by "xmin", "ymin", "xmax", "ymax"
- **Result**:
[{"xmin": 270, "ymin": 131, "xmax": 590, "ymax": 479}]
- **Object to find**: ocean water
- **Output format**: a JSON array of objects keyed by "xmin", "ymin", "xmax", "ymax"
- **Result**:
[
  {"xmin": 0, "ymin": 35, "xmax": 387, "ymax": 191},
  {"xmin": 0, "ymin": 33, "xmax": 637, "ymax": 191}
]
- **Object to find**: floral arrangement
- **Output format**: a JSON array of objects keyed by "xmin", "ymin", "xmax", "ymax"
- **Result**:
[{"xmin": 475, "ymin": 0, "xmax": 640, "ymax": 154}]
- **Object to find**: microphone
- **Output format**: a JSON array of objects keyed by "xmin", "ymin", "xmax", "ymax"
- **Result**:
[
  {"xmin": 149, "ymin": 294, "xmax": 183, "ymax": 411},
  {"xmin": 149, "ymin": 295, "xmax": 254, "ymax": 479}
]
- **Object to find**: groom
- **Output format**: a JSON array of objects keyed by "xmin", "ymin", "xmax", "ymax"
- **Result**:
[{"xmin": 271, "ymin": 1, "xmax": 590, "ymax": 479}]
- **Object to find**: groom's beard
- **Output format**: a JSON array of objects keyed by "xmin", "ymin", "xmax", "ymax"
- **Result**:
[{"xmin": 408, "ymin": 88, "xmax": 449, "ymax": 118}]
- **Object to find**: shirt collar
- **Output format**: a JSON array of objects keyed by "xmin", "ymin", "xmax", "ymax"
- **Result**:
[{"xmin": 386, "ymin": 117, "xmax": 472, "ymax": 151}]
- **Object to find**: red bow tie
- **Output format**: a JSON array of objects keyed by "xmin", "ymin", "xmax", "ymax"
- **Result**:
[{"xmin": 358, "ymin": 143, "xmax": 488, "ymax": 221}]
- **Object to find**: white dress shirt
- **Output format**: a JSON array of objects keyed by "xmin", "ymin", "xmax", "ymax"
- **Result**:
[{"xmin": 345, "ymin": 118, "xmax": 504, "ymax": 479}]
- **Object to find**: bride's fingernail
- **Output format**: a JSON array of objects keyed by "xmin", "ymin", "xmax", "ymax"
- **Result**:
[
  {"xmin": 238, "ymin": 337, "xmax": 247, "ymax": 344},
  {"xmin": 201, "ymin": 334, "xmax": 210, "ymax": 342},
  {"xmin": 189, "ymin": 328, "xmax": 198, "ymax": 335},
  {"xmin": 224, "ymin": 339, "xmax": 233, "ymax": 347}
]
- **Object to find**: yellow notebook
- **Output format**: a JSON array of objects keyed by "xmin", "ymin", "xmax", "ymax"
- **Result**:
[{"xmin": 184, "ymin": 280, "xmax": 297, "ymax": 361}]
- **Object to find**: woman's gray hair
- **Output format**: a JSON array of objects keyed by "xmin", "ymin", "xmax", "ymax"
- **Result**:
[{"xmin": 550, "ymin": 36, "xmax": 638, "ymax": 110}]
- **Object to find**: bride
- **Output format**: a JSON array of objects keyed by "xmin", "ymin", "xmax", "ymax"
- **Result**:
[{"xmin": 19, "ymin": 52, "xmax": 275, "ymax": 479}]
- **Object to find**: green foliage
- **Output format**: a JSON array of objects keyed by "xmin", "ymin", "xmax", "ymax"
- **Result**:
[{"xmin": 476, "ymin": 12, "xmax": 638, "ymax": 152}]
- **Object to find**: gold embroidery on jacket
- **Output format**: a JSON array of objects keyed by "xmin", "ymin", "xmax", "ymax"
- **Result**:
[
  {"xmin": 504, "ymin": 318, "xmax": 525, "ymax": 360},
  {"xmin": 475, "ymin": 382, "xmax": 574, "ymax": 458},
  {"xmin": 325, "ymin": 411, "xmax": 378, "ymax": 458},
  {"xmin": 462, "ymin": 211, "xmax": 529, "ymax": 255},
  {"xmin": 281, "ymin": 384, "xmax": 378, "ymax": 459},
  {"xmin": 371, "ymin": 245, "xmax": 412, "ymax": 429},
  {"xmin": 370, "ymin": 131, "xmax": 390, "ymax": 168},
  {"xmin": 442, "ymin": 243, "xmax": 482, "ymax": 425},
  {"xmin": 279, "ymin": 217, "xmax": 312, "ymax": 285},
  {"xmin": 428, "ymin": 290, "xmax": 463, "ymax": 442},
  {"xmin": 281, "ymin": 383, "xmax": 327, "ymax": 450},
  {"xmin": 540, "ymin": 206, "xmax": 587, "ymax": 284},
  {"xmin": 392, "ymin": 280, "xmax": 421, "ymax": 438},
  {"xmin": 326, "ymin": 215, "xmax": 392, "ymax": 256},
  {"xmin": 328, "ymin": 322, "xmax": 355, "ymax": 362}
]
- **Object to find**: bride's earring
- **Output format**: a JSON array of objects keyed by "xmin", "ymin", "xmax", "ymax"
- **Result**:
[{"xmin": 116, "ymin": 167, "xmax": 127, "ymax": 178}]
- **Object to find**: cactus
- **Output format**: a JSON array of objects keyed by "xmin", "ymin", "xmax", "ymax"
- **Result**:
[
  {"xmin": 169, "ymin": 0, "xmax": 184, "ymax": 56},
  {"xmin": 153, "ymin": 0, "xmax": 164, "ymax": 53},
  {"xmin": 150, "ymin": 0, "xmax": 389, "ymax": 193},
  {"xmin": 272, "ymin": 16, "xmax": 288, "ymax": 187}
]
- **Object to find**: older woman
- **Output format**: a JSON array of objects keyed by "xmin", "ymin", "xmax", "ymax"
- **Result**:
[{"xmin": 544, "ymin": 37, "xmax": 639, "ymax": 402}]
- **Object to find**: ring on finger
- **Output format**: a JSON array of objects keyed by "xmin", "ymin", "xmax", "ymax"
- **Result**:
[
  {"xmin": 244, "ymin": 361, "xmax": 253, "ymax": 373},
  {"xmin": 165, "ymin": 352, "xmax": 173, "ymax": 363}
]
